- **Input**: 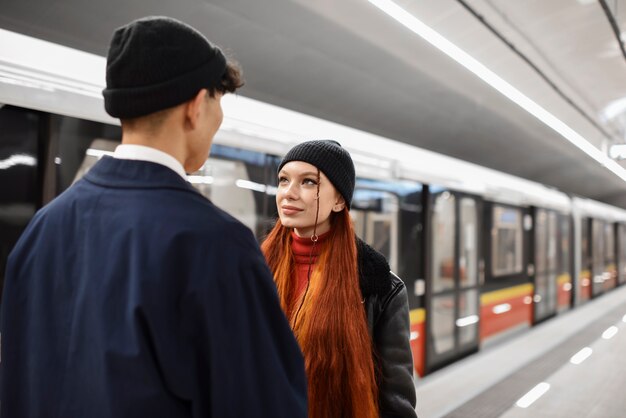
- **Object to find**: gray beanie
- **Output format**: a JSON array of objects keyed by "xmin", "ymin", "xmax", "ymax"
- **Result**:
[{"xmin": 278, "ymin": 140, "xmax": 356, "ymax": 209}]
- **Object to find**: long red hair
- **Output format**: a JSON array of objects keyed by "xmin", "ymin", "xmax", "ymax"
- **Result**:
[{"xmin": 261, "ymin": 209, "xmax": 378, "ymax": 418}]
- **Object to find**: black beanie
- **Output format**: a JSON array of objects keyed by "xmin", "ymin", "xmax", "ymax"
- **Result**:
[
  {"xmin": 278, "ymin": 140, "xmax": 356, "ymax": 209},
  {"xmin": 102, "ymin": 16, "xmax": 227, "ymax": 118}
]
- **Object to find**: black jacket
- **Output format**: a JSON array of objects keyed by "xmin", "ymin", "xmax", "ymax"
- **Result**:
[{"xmin": 357, "ymin": 238, "xmax": 418, "ymax": 418}]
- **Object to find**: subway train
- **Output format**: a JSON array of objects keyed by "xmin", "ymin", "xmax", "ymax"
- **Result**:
[{"xmin": 2, "ymin": 28, "xmax": 626, "ymax": 377}]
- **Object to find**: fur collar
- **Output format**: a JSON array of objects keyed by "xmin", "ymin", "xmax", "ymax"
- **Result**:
[{"xmin": 356, "ymin": 238, "xmax": 392, "ymax": 297}]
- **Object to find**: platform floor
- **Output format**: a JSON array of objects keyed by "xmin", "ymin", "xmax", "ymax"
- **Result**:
[{"xmin": 415, "ymin": 284, "xmax": 626, "ymax": 418}]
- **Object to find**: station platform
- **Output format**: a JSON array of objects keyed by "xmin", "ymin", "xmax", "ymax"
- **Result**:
[{"xmin": 415, "ymin": 284, "xmax": 626, "ymax": 418}]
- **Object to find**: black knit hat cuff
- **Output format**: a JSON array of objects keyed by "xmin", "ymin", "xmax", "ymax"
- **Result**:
[{"xmin": 103, "ymin": 53, "xmax": 226, "ymax": 118}]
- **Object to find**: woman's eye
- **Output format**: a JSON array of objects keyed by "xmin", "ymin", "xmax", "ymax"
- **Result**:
[
  {"xmin": 303, "ymin": 178, "xmax": 317, "ymax": 186},
  {"xmin": 278, "ymin": 176, "xmax": 289, "ymax": 184}
]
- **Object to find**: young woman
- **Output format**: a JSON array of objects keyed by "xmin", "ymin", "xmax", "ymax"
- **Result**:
[{"xmin": 261, "ymin": 140, "xmax": 417, "ymax": 418}]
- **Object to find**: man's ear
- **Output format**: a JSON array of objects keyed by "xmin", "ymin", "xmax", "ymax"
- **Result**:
[
  {"xmin": 332, "ymin": 195, "xmax": 346, "ymax": 212},
  {"xmin": 185, "ymin": 89, "xmax": 207, "ymax": 130}
]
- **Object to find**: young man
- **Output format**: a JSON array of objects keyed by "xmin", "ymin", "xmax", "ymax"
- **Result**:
[{"xmin": 0, "ymin": 16, "xmax": 307, "ymax": 417}]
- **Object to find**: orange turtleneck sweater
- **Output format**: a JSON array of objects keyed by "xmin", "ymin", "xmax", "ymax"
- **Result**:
[{"xmin": 290, "ymin": 230, "xmax": 330, "ymax": 304}]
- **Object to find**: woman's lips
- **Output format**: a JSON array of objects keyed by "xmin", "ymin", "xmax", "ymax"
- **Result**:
[{"xmin": 281, "ymin": 206, "xmax": 303, "ymax": 216}]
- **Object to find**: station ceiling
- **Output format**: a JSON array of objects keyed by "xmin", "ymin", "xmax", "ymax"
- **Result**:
[{"xmin": 3, "ymin": 0, "xmax": 626, "ymax": 207}]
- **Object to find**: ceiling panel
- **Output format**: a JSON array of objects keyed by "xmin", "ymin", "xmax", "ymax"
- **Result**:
[{"xmin": 2, "ymin": 0, "xmax": 626, "ymax": 205}]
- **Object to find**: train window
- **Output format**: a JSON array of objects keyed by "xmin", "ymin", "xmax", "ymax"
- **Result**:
[
  {"xmin": 547, "ymin": 212, "xmax": 558, "ymax": 272},
  {"xmin": 459, "ymin": 198, "xmax": 478, "ymax": 287},
  {"xmin": 55, "ymin": 116, "xmax": 121, "ymax": 194},
  {"xmin": 535, "ymin": 210, "xmax": 547, "ymax": 277},
  {"xmin": 592, "ymin": 219, "xmax": 605, "ymax": 295},
  {"xmin": 604, "ymin": 222, "xmax": 615, "ymax": 266},
  {"xmin": 534, "ymin": 209, "xmax": 558, "ymax": 320},
  {"xmin": 431, "ymin": 295, "xmax": 454, "ymax": 354},
  {"xmin": 579, "ymin": 218, "xmax": 591, "ymax": 303},
  {"xmin": 72, "ymin": 139, "xmax": 117, "ymax": 182},
  {"xmin": 558, "ymin": 215, "xmax": 571, "ymax": 277},
  {"xmin": 72, "ymin": 141, "xmax": 272, "ymax": 238},
  {"xmin": 0, "ymin": 106, "xmax": 40, "ymax": 302},
  {"xmin": 546, "ymin": 211, "xmax": 558, "ymax": 314},
  {"xmin": 354, "ymin": 178, "xmax": 422, "ymax": 288},
  {"xmin": 458, "ymin": 289, "xmax": 479, "ymax": 346},
  {"xmin": 209, "ymin": 146, "xmax": 280, "ymax": 239},
  {"xmin": 190, "ymin": 158, "xmax": 257, "ymax": 233},
  {"xmin": 431, "ymin": 192, "xmax": 455, "ymax": 292},
  {"xmin": 604, "ymin": 222, "xmax": 616, "ymax": 289},
  {"xmin": 352, "ymin": 187, "xmax": 399, "ymax": 272},
  {"xmin": 491, "ymin": 206, "xmax": 523, "ymax": 277},
  {"xmin": 619, "ymin": 224, "xmax": 626, "ymax": 284}
]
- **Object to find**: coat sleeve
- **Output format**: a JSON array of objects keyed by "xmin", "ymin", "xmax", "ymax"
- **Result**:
[
  {"xmin": 375, "ymin": 274, "xmax": 418, "ymax": 418},
  {"xmin": 180, "ymin": 223, "xmax": 308, "ymax": 418}
]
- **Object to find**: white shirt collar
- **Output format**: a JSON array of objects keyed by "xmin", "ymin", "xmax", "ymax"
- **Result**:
[{"xmin": 113, "ymin": 144, "xmax": 187, "ymax": 180}]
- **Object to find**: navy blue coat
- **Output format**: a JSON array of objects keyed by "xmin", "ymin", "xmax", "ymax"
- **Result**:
[{"xmin": 0, "ymin": 157, "xmax": 307, "ymax": 418}]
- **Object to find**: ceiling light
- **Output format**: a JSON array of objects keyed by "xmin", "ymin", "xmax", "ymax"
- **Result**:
[
  {"xmin": 602, "ymin": 96, "xmax": 626, "ymax": 121},
  {"xmin": 368, "ymin": 0, "xmax": 626, "ymax": 183},
  {"xmin": 610, "ymin": 144, "xmax": 626, "ymax": 159}
]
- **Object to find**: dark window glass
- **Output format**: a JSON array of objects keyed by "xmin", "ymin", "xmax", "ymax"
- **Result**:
[
  {"xmin": 0, "ymin": 106, "xmax": 40, "ymax": 301},
  {"xmin": 55, "ymin": 116, "xmax": 121, "ymax": 193},
  {"xmin": 491, "ymin": 206, "xmax": 523, "ymax": 277},
  {"xmin": 431, "ymin": 192, "xmax": 455, "ymax": 292}
]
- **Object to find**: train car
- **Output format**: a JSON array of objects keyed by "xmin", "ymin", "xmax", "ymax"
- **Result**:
[
  {"xmin": 2, "ymin": 28, "xmax": 626, "ymax": 379},
  {"xmin": 571, "ymin": 197, "xmax": 626, "ymax": 305}
]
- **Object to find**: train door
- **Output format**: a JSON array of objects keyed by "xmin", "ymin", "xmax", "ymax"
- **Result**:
[
  {"xmin": 591, "ymin": 219, "xmax": 606, "ymax": 297},
  {"xmin": 425, "ymin": 190, "xmax": 481, "ymax": 372},
  {"xmin": 556, "ymin": 213, "xmax": 573, "ymax": 311},
  {"xmin": 603, "ymin": 222, "xmax": 617, "ymax": 291},
  {"xmin": 618, "ymin": 224, "xmax": 626, "ymax": 285},
  {"xmin": 577, "ymin": 218, "xmax": 592, "ymax": 304},
  {"xmin": 352, "ymin": 178, "xmax": 425, "ymax": 375},
  {"xmin": 533, "ymin": 209, "xmax": 558, "ymax": 323}
]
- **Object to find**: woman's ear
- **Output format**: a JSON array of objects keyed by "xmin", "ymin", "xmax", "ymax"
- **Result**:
[{"xmin": 332, "ymin": 196, "xmax": 346, "ymax": 212}]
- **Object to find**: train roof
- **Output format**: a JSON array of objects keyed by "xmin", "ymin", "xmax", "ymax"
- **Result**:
[
  {"xmin": 572, "ymin": 196, "xmax": 626, "ymax": 222},
  {"xmin": 219, "ymin": 95, "xmax": 573, "ymax": 213},
  {"xmin": 0, "ymin": 28, "xmax": 579, "ymax": 214}
]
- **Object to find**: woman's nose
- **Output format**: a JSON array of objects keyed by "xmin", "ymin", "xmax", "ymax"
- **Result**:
[{"xmin": 281, "ymin": 182, "xmax": 299, "ymax": 200}]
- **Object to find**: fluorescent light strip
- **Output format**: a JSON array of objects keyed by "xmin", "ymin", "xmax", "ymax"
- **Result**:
[
  {"xmin": 570, "ymin": 347, "xmax": 593, "ymax": 365},
  {"xmin": 368, "ymin": 0, "xmax": 626, "ymax": 183},
  {"xmin": 515, "ymin": 382, "xmax": 550, "ymax": 408}
]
